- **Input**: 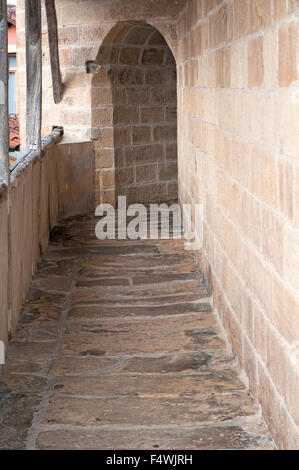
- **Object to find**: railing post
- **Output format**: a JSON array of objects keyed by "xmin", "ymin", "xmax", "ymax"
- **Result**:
[
  {"xmin": 45, "ymin": 0, "xmax": 63, "ymax": 104},
  {"xmin": 25, "ymin": 0, "xmax": 42, "ymax": 151},
  {"xmin": 0, "ymin": 0, "xmax": 9, "ymax": 184}
]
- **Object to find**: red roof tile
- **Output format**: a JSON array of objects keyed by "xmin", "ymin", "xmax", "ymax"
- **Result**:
[
  {"xmin": 9, "ymin": 115, "xmax": 20, "ymax": 149},
  {"xmin": 7, "ymin": 5, "xmax": 16, "ymax": 26}
]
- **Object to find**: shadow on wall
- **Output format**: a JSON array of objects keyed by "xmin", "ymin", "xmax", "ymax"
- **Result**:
[{"xmin": 91, "ymin": 21, "xmax": 178, "ymax": 207}]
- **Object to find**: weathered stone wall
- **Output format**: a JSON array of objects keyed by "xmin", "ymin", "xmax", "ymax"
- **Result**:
[
  {"xmin": 55, "ymin": 141, "xmax": 95, "ymax": 218},
  {"xmin": 0, "ymin": 136, "xmax": 94, "ymax": 347},
  {"xmin": 0, "ymin": 139, "xmax": 59, "ymax": 345},
  {"xmin": 177, "ymin": 0, "xmax": 299, "ymax": 449},
  {"xmin": 16, "ymin": 0, "xmax": 183, "ymax": 206},
  {"xmin": 92, "ymin": 22, "xmax": 178, "ymax": 206}
]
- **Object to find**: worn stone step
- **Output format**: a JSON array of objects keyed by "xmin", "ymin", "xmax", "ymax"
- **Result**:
[
  {"xmin": 76, "ymin": 271, "xmax": 201, "ymax": 287},
  {"xmin": 78, "ymin": 261, "xmax": 199, "ymax": 278},
  {"xmin": 76, "ymin": 278, "xmax": 203, "ymax": 293},
  {"xmin": 49, "ymin": 351, "xmax": 235, "ymax": 377},
  {"xmin": 77, "ymin": 253, "xmax": 196, "ymax": 269},
  {"xmin": 36, "ymin": 422, "xmax": 275, "ymax": 450},
  {"xmin": 73, "ymin": 292, "xmax": 209, "ymax": 306},
  {"xmin": 61, "ymin": 329, "xmax": 226, "ymax": 356},
  {"xmin": 49, "ymin": 235, "xmax": 186, "ymax": 248},
  {"xmin": 50, "ymin": 372, "xmax": 246, "ymax": 397},
  {"xmin": 47, "ymin": 244, "xmax": 160, "ymax": 258},
  {"xmin": 77, "ymin": 277, "xmax": 131, "ymax": 287},
  {"xmin": 42, "ymin": 393, "xmax": 256, "ymax": 427},
  {"xmin": 73, "ymin": 280, "xmax": 207, "ymax": 301},
  {"xmin": 68, "ymin": 302, "xmax": 212, "ymax": 320},
  {"xmin": 132, "ymin": 271, "xmax": 201, "ymax": 285},
  {"xmin": 65, "ymin": 312, "xmax": 216, "ymax": 335}
]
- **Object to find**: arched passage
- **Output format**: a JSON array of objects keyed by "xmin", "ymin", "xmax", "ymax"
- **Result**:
[{"xmin": 91, "ymin": 21, "xmax": 178, "ymax": 207}]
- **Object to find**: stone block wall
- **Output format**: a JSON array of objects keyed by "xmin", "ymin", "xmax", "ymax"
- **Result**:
[
  {"xmin": 0, "ymin": 136, "xmax": 94, "ymax": 347},
  {"xmin": 16, "ymin": 0, "xmax": 183, "ymax": 206},
  {"xmin": 92, "ymin": 22, "xmax": 178, "ymax": 206},
  {"xmin": 0, "ymin": 137, "xmax": 60, "ymax": 345},
  {"xmin": 177, "ymin": 0, "xmax": 299, "ymax": 449}
]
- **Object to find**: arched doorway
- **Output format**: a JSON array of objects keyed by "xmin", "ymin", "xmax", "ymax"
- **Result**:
[{"xmin": 91, "ymin": 21, "xmax": 178, "ymax": 207}]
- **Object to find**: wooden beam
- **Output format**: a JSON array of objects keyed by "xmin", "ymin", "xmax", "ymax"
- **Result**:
[
  {"xmin": 0, "ymin": 0, "xmax": 9, "ymax": 184},
  {"xmin": 45, "ymin": 0, "xmax": 63, "ymax": 104},
  {"xmin": 25, "ymin": 0, "xmax": 42, "ymax": 151}
]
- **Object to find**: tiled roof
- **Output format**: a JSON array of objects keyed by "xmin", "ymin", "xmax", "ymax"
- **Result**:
[
  {"xmin": 9, "ymin": 114, "xmax": 20, "ymax": 150},
  {"xmin": 7, "ymin": 5, "xmax": 16, "ymax": 26}
]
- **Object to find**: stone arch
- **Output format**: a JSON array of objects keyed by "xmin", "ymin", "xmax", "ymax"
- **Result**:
[{"xmin": 91, "ymin": 21, "xmax": 178, "ymax": 207}]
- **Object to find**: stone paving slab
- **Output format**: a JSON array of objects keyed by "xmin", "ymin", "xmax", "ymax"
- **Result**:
[
  {"xmin": 113, "ymin": 351, "xmax": 235, "ymax": 375},
  {"xmin": 49, "ymin": 237, "xmax": 186, "ymax": 250},
  {"xmin": 49, "ymin": 357, "xmax": 122, "ymax": 377},
  {"xmin": 77, "ymin": 277, "xmax": 131, "ymax": 287},
  {"xmin": 49, "ymin": 372, "xmax": 246, "ymax": 397},
  {"xmin": 132, "ymin": 272, "xmax": 201, "ymax": 285},
  {"xmin": 0, "ymin": 393, "xmax": 42, "ymax": 450},
  {"xmin": 60, "ymin": 329, "xmax": 226, "ymax": 356},
  {"xmin": 79, "ymin": 262, "xmax": 199, "ymax": 278},
  {"xmin": 4, "ymin": 355, "xmax": 53, "ymax": 375},
  {"xmin": 49, "ymin": 351, "xmax": 235, "ymax": 377},
  {"xmin": 36, "ymin": 422, "xmax": 274, "ymax": 450},
  {"xmin": 7, "ymin": 341, "xmax": 58, "ymax": 357},
  {"xmin": 47, "ymin": 244, "xmax": 161, "ymax": 258},
  {"xmin": 0, "ymin": 375, "xmax": 47, "ymax": 395},
  {"xmin": 75, "ymin": 253, "xmax": 196, "ymax": 270},
  {"xmin": 37, "ymin": 258, "xmax": 77, "ymax": 277},
  {"xmin": 73, "ymin": 279, "xmax": 206, "ymax": 299},
  {"xmin": 20, "ymin": 305, "xmax": 63, "ymax": 322},
  {"xmin": 32, "ymin": 276, "xmax": 73, "ymax": 292},
  {"xmin": 23, "ymin": 289, "xmax": 68, "ymax": 307},
  {"xmin": 65, "ymin": 312, "xmax": 216, "ymax": 334},
  {"xmin": 42, "ymin": 393, "xmax": 256, "ymax": 427},
  {"xmin": 0, "ymin": 209, "xmax": 276, "ymax": 450},
  {"xmin": 77, "ymin": 275, "xmax": 202, "ymax": 289},
  {"xmin": 13, "ymin": 319, "xmax": 60, "ymax": 342},
  {"xmin": 73, "ymin": 292, "xmax": 209, "ymax": 306},
  {"xmin": 68, "ymin": 302, "xmax": 212, "ymax": 320}
]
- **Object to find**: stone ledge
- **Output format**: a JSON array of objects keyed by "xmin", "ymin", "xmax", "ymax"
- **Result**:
[{"xmin": 10, "ymin": 127, "xmax": 64, "ymax": 185}]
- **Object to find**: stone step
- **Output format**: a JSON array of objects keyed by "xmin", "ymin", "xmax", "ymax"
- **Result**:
[
  {"xmin": 42, "ymin": 393, "xmax": 256, "ymax": 427},
  {"xmin": 36, "ymin": 422, "xmax": 275, "ymax": 450},
  {"xmin": 60, "ymin": 329, "xmax": 226, "ymax": 356}
]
